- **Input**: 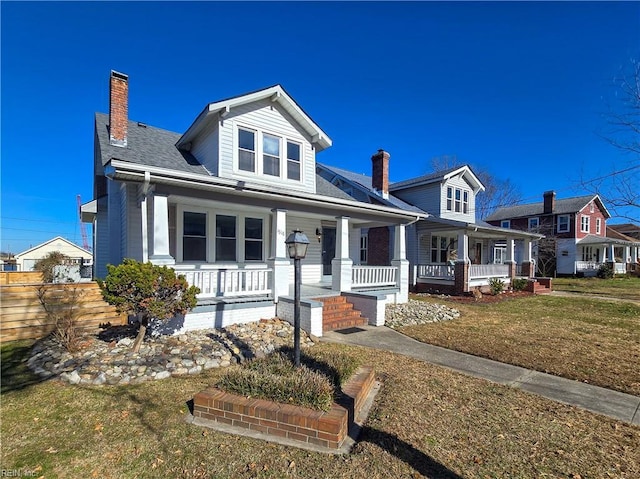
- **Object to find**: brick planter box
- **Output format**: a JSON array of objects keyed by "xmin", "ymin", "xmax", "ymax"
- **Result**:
[{"xmin": 192, "ymin": 366, "xmax": 375, "ymax": 450}]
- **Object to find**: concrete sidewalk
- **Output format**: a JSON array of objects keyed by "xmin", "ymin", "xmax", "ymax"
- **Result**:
[{"xmin": 322, "ymin": 325, "xmax": 640, "ymax": 426}]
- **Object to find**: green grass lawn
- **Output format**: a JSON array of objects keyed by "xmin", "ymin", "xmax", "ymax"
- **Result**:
[
  {"xmin": 2, "ymin": 342, "xmax": 639, "ymax": 478},
  {"xmin": 553, "ymin": 276, "xmax": 640, "ymax": 301}
]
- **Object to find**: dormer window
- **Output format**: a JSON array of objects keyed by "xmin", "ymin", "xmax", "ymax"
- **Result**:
[
  {"xmin": 263, "ymin": 134, "xmax": 281, "ymax": 177},
  {"xmin": 238, "ymin": 128, "xmax": 256, "ymax": 173},
  {"xmin": 287, "ymin": 141, "xmax": 301, "ymax": 180},
  {"xmin": 446, "ymin": 186, "xmax": 470, "ymax": 214},
  {"xmin": 501, "ymin": 220, "xmax": 511, "ymax": 229},
  {"xmin": 235, "ymin": 124, "xmax": 303, "ymax": 182}
]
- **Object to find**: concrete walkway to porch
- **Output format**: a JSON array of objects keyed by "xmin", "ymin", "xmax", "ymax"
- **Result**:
[{"xmin": 321, "ymin": 325, "xmax": 640, "ymax": 426}]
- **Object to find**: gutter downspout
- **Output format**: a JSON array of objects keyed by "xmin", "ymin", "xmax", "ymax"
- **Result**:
[{"xmin": 141, "ymin": 171, "xmax": 151, "ymax": 263}]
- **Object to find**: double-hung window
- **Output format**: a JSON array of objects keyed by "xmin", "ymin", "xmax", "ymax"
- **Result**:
[
  {"xmin": 236, "ymin": 125, "xmax": 303, "ymax": 182},
  {"xmin": 463, "ymin": 191, "xmax": 469, "ymax": 214},
  {"xmin": 431, "ymin": 235, "xmax": 456, "ymax": 263},
  {"xmin": 557, "ymin": 215, "xmax": 569, "ymax": 233},
  {"xmin": 446, "ymin": 187, "xmax": 453, "ymax": 211},
  {"xmin": 183, "ymin": 212, "xmax": 207, "ymax": 261},
  {"xmin": 528, "ymin": 217, "xmax": 539, "ymax": 230},
  {"xmin": 216, "ymin": 215, "xmax": 237, "ymax": 262},
  {"xmin": 286, "ymin": 141, "xmax": 301, "ymax": 180},
  {"xmin": 596, "ymin": 217, "xmax": 601, "ymax": 235},
  {"xmin": 263, "ymin": 134, "xmax": 281, "ymax": 177},
  {"xmin": 446, "ymin": 186, "xmax": 469, "ymax": 214},
  {"xmin": 238, "ymin": 128, "xmax": 256, "ymax": 173},
  {"xmin": 454, "ymin": 189, "xmax": 462, "ymax": 212},
  {"xmin": 581, "ymin": 215, "xmax": 590, "ymax": 233},
  {"xmin": 244, "ymin": 218, "xmax": 263, "ymax": 261},
  {"xmin": 360, "ymin": 234, "xmax": 368, "ymax": 264}
]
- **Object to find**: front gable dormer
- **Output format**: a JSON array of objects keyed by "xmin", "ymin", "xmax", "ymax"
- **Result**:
[
  {"xmin": 176, "ymin": 85, "xmax": 331, "ymax": 194},
  {"xmin": 391, "ymin": 165, "xmax": 484, "ymax": 222}
]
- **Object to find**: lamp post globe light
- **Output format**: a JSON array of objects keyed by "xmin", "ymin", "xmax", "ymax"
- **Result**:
[{"xmin": 285, "ymin": 229, "xmax": 309, "ymax": 367}]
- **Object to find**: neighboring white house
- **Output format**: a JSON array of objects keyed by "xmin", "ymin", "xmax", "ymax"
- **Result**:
[
  {"xmin": 83, "ymin": 71, "xmax": 425, "ymax": 335},
  {"xmin": 14, "ymin": 236, "xmax": 93, "ymax": 272},
  {"xmin": 318, "ymin": 162, "xmax": 544, "ymax": 294}
]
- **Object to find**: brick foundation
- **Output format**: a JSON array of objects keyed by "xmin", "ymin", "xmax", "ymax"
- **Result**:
[{"xmin": 192, "ymin": 366, "xmax": 375, "ymax": 450}]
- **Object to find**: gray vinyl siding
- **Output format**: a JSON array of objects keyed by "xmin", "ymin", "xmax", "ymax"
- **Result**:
[
  {"xmin": 190, "ymin": 119, "xmax": 219, "ymax": 176},
  {"xmin": 287, "ymin": 215, "xmax": 323, "ymax": 284},
  {"xmin": 125, "ymin": 183, "xmax": 143, "ymax": 261},
  {"xmin": 107, "ymin": 179, "xmax": 123, "ymax": 269},
  {"xmin": 94, "ymin": 197, "xmax": 109, "ymax": 279},
  {"xmin": 393, "ymin": 183, "xmax": 442, "ymax": 215},
  {"xmin": 216, "ymin": 99, "xmax": 316, "ymax": 193},
  {"xmin": 120, "ymin": 183, "xmax": 128, "ymax": 259}
]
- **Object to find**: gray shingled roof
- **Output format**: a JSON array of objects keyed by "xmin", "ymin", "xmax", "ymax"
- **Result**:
[
  {"xmin": 317, "ymin": 163, "xmax": 426, "ymax": 214},
  {"xmin": 389, "ymin": 166, "xmax": 462, "ymax": 190},
  {"xmin": 485, "ymin": 195, "xmax": 598, "ymax": 222},
  {"xmin": 95, "ymin": 112, "xmax": 209, "ymax": 175},
  {"xmin": 96, "ymin": 112, "xmax": 365, "ymax": 203}
]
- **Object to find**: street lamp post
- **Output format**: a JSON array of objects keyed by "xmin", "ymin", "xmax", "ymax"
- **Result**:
[{"xmin": 285, "ymin": 229, "xmax": 309, "ymax": 367}]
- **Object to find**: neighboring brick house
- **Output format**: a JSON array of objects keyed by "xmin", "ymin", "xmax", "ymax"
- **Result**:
[{"xmin": 486, "ymin": 191, "xmax": 640, "ymax": 276}]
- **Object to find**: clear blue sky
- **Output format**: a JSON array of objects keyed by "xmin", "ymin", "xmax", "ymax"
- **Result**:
[{"xmin": 2, "ymin": 1, "xmax": 639, "ymax": 254}]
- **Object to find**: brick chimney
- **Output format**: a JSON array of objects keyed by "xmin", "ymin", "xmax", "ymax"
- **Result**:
[
  {"xmin": 109, "ymin": 70, "xmax": 129, "ymax": 147},
  {"xmin": 543, "ymin": 190, "xmax": 556, "ymax": 214},
  {"xmin": 371, "ymin": 149, "xmax": 390, "ymax": 199}
]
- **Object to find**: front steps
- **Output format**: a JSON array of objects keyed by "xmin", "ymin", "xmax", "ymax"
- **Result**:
[{"xmin": 315, "ymin": 295, "xmax": 368, "ymax": 332}]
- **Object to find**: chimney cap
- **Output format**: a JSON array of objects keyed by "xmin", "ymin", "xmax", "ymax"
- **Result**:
[
  {"xmin": 543, "ymin": 190, "xmax": 556, "ymax": 196},
  {"xmin": 111, "ymin": 70, "xmax": 129, "ymax": 81}
]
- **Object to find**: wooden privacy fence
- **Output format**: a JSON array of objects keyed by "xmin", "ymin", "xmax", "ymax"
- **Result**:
[
  {"xmin": 0, "ymin": 271, "xmax": 44, "ymax": 285},
  {"xmin": 1, "ymin": 282, "xmax": 127, "ymax": 343}
]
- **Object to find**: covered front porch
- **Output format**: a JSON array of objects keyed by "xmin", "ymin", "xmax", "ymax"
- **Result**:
[
  {"xmin": 573, "ymin": 236, "xmax": 640, "ymax": 277},
  {"xmin": 411, "ymin": 219, "xmax": 543, "ymax": 295}
]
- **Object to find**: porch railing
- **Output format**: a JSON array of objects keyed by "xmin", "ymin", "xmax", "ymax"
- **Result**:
[
  {"xmin": 173, "ymin": 266, "xmax": 272, "ymax": 299},
  {"xmin": 469, "ymin": 264, "xmax": 509, "ymax": 279},
  {"xmin": 352, "ymin": 266, "xmax": 397, "ymax": 288},
  {"xmin": 576, "ymin": 261, "xmax": 599, "ymax": 272},
  {"xmin": 417, "ymin": 264, "xmax": 455, "ymax": 280}
]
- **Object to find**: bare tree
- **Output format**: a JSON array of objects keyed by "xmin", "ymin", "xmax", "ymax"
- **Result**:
[
  {"xmin": 581, "ymin": 59, "xmax": 640, "ymax": 221},
  {"xmin": 430, "ymin": 156, "xmax": 522, "ymax": 220}
]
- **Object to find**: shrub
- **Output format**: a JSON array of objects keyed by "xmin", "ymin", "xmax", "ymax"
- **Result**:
[
  {"xmin": 488, "ymin": 277, "xmax": 505, "ymax": 295},
  {"xmin": 512, "ymin": 278, "xmax": 529, "ymax": 292},
  {"xmin": 36, "ymin": 285, "xmax": 82, "ymax": 352},
  {"xmin": 98, "ymin": 259, "xmax": 200, "ymax": 352},
  {"xmin": 596, "ymin": 263, "xmax": 614, "ymax": 279},
  {"xmin": 34, "ymin": 251, "xmax": 69, "ymax": 283},
  {"xmin": 217, "ymin": 349, "xmax": 361, "ymax": 411}
]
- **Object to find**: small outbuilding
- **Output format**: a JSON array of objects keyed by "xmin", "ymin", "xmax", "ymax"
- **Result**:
[{"xmin": 14, "ymin": 236, "xmax": 93, "ymax": 272}]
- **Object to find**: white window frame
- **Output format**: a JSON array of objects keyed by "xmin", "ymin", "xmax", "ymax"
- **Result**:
[
  {"xmin": 493, "ymin": 246, "xmax": 506, "ymax": 264},
  {"xmin": 528, "ymin": 217, "xmax": 539, "ymax": 230},
  {"xmin": 463, "ymin": 191, "xmax": 469, "ymax": 214},
  {"xmin": 233, "ymin": 122, "xmax": 304, "ymax": 182},
  {"xmin": 286, "ymin": 140, "xmax": 302, "ymax": 181},
  {"xmin": 446, "ymin": 187, "xmax": 453, "ymax": 211},
  {"xmin": 359, "ymin": 234, "xmax": 368, "ymax": 265},
  {"xmin": 596, "ymin": 217, "xmax": 601, "ymax": 235},
  {"xmin": 557, "ymin": 215, "xmax": 570, "ymax": 233},
  {"xmin": 501, "ymin": 220, "xmax": 511, "ymax": 229},
  {"xmin": 431, "ymin": 235, "xmax": 457, "ymax": 264},
  {"xmin": 581, "ymin": 215, "xmax": 590, "ymax": 233},
  {"xmin": 446, "ymin": 186, "xmax": 470, "ymax": 214},
  {"xmin": 176, "ymin": 205, "xmax": 267, "ymax": 264}
]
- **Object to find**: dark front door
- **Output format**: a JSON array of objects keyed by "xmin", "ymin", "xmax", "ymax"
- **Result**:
[{"xmin": 322, "ymin": 227, "xmax": 336, "ymax": 276}]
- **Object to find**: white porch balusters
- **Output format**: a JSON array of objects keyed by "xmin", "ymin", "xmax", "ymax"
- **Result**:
[
  {"xmin": 268, "ymin": 209, "xmax": 289, "ymax": 301},
  {"xmin": 391, "ymin": 224, "xmax": 409, "ymax": 303},
  {"xmin": 332, "ymin": 216, "xmax": 352, "ymax": 292},
  {"xmin": 149, "ymin": 194, "xmax": 175, "ymax": 265}
]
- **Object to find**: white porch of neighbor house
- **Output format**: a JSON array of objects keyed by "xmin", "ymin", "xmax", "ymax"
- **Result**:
[
  {"xmin": 575, "ymin": 237, "xmax": 640, "ymax": 276},
  {"xmin": 140, "ymin": 191, "xmax": 412, "ymax": 333},
  {"xmin": 414, "ymin": 227, "xmax": 538, "ymax": 295}
]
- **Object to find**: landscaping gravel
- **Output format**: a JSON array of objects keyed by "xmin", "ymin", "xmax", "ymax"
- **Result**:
[{"xmin": 385, "ymin": 300, "xmax": 460, "ymax": 329}]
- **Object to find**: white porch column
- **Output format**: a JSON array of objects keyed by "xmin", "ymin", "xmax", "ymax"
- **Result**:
[
  {"xmin": 391, "ymin": 224, "xmax": 409, "ymax": 303},
  {"xmin": 523, "ymin": 239, "xmax": 532, "ymax": 262},
  {"xmin": 506, "ymin": 238, "xmax": 515, "ymax": 263},
  {"xmin": 268, "ymin": 209, "xmax": 289, "ymax": 301},
  {"xmin": 457, "ymin": 232, "xmax": 469, "ymax": 263},
  {"xmin": 332, "ymin": 216, "xmax": 352, "ymax": 292},
  {"xmin": 149, "ymin": 194, "xmax": 175, "ymax": 265},
  {"xmin": 600, "ymin": 246, "xmax": 607, "ymax": 263},
  {"xmin": 141, "ymin": 195, "xmax": 149, "ymax": 263},
  {"xmin": 609, "ymin": 244, "xmax": 615, "ymax": 262}
]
